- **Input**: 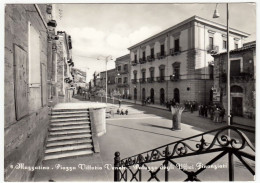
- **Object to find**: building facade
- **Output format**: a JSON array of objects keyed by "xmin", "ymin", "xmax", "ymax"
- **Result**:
[
  {"xmin": 129, "ymin": 16, "xmax": 249, "ymax": 105},
  {"xmin": 115, "ymin": 54, "xmax": 131, "ymax": 99},
  {"xmin": 100, "ymin": 68, "xmax": 117, "ymax": 97},
  {"xmin": 4, "ymin": 4, "xmax": 57, "ymax": 181},
  {"xmin": 71, "ymin": 67, "xmax": 86, "ymax": 88},
  {"xmin": 56, "ymin": 31, "xmax": 74, "ymax": 102},
  {"xmin": 213, "ymin": 41, "xmax": 256, "ymax": 118}
]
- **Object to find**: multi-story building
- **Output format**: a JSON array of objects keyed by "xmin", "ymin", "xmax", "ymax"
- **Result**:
[
  {"xmin": 71, "ymin": 67, "xmax": 86, "ymax": 88},
  {"xmin": 129, "ymin": 15, "xmax": 249, "ymax": 105},
  {"xmin": 115, "ymin": 54, "xmax": 130, "ymax": 99},
  {"xmin": 213, "ymin": 41, "xmax": 255, "ymax": 118},
  {"xmin": 56, "ymin": 31, "xmax": 74, "ymax": 102},
  {"xmin": 100, "ymin": 68, "xmax": 117, "ymax": 97},
  {"xmin": 4, "ymin": 4, "xmax": 57, "ymax": 181}
]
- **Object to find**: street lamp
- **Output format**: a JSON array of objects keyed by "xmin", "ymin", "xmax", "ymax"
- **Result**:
[
  {"xmin": 213, "ymin": 4, "xmax": 234, "ymax": 181},
  {"xmin": 97, "ymin": 55, "xmax": 113, "ymax": 104},
  {"xmin": 213, "ymin": 3, "xmax": 231, "ymax": 130}
]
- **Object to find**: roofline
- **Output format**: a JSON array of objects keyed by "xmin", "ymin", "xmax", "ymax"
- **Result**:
[
  {"xmin": 115, "ymin": 54, "xmax": 130, "ymax": 61},
  {"xmin": 128, "ymin": 15, "xmax": 250, "ymax": 50}
]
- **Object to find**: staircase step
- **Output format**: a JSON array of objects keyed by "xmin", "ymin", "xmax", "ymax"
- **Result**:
[
  {"xmin": 52, "ymin": 109, "xmax": 88, "ymax": 112},
  {"xmin": 51, "ymin": 117, "xmax": 89, "ymax": 123},
  {"xmin": 51, "ymin": 111, "xmax": 89, "ymax": 115},
  {"xmin": 46, "ymin": 139, "xmax": 92, "ymax": 147},
  {"xmin": 51, "ymin": 114, "xmax": 88, "ymax": 119},
  {"xmin": 50, "ymin": 121, "xmax": 90, "ymax": 126},
  {"xmin": 43, "ymin": 149, "xmax": 93, "ymax": 160},
  {"xmin": 49, "ymin": 129, "xmax": 91, "ymax": 135},
  {"xmin": 50, "ymin": 125, "xmax": 91, "ymax": 131},
  {"xmin": 48, "ymin": 134, "xmax": 92, "ymax": 141},
  {"xmin": 45, "ymin": 144, "xmax": 93, "ymax": 153}
]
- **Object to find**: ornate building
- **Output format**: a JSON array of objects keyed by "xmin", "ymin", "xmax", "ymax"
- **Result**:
[{"xmin": 129, "ymin": 15, "xmax": 249, "ymax": 105}]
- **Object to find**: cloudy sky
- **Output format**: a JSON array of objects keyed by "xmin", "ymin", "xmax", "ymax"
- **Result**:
[{"xmin": 54, "ymin": 3, "xmax": 256, "ymax": 82}]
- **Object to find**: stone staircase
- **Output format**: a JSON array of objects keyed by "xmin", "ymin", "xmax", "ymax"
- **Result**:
[{"xmin": 43, "ymin": 108, "xmax": 94, "ymax": 160}]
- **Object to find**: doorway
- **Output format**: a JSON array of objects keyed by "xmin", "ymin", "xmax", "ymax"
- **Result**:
[
  {"xmin": 150, "ymin": 88, "xmax": 154, "ymax": 104},
  {"xmin": 160, "ymin": 88, "xmax": 165, "ymax": 105},
  {"xmin": 232, "ymin": 97, "xmax": 243, "ymax": 116},
  {"xmin": 174, "ymin": 88, "xmax": 180, "ymax": 103},
  {"xmin": 142, "ymin": 88, "xmax": 146, "ymax": 101}
]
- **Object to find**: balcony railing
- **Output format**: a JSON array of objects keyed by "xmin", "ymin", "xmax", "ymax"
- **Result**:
[
  {"xmin": 156, "ymin": 76, "xmax": 165, "ymax": 82},
  {"xmin": 157, "ymin": 52, "xmax": 166, "ymax": 60},
  {"xmin": 131, "ymin": 79, "xmax": 138, "ymax": 84},
  {"xmin": 114, "ymin": 125, "xmax": 255, "ymax": 181},
  {"xmin": 207, "ymin": 45, "xmax": 219, "ymax": 54},
  {"xmin": 170, "ymin": 75, "xmax": 180, "ymax": 81},
  {"xmin": 117, "ymin": 83, "xmax": 129, "ymax": 87},
  {"xmin": 170, "ymin": 47, "xmax": 182, "ymax": 56},
  {"xmin": 147, "ymin": 55, "xmax": 155, "ymax": 62},
  {"xmin": 139, "ymin": 58, "xmax": 147, "ymax": 64},
  {"xmin": 139, "ymin": 78, "xmax": 146, "ymax": 83},
  {"xmin": 221, "ymin": 73, "xmax": 254, "ymax": 83},
  {"xmin": 147, "ymin": 77, "xmax": 155, "ymax": 83},
  {"xmin": 131, "ymin": 60, "xmax": 138, "ymax": 66}
]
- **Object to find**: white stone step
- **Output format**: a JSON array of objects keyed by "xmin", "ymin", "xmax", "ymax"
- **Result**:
[
  {"xmin": 50, "ymin": 121, "xmax": 90, "ymax": 126},
  {"xmin": 51, "ymin": 117, "xmax": 89, "ymax": 123},
  {"xmin": 49, "ymin": 129, "xmax": 91, "ymax": 135},
  {"xmin": 48, "ymin": 134, "xmax": 92, "ymax": 141},
  {"xmin": 50, "ymin": 125, "xmax": 90, "ymax": 131},
  {"xmin": 45, "ymin": 144, "xmax": 93, "ymax": 154},
  {"xmin": 43, "ymin": 150, "xmax": 93, "ymax": 160},
  {"xmin": 46, "ymin": 139, "xmax": 92, "ymax": 147},
  {"xmin": 51, "ymin": 111, "xmax": 89, "ymax": 115},
  {"xmin": 51, "ymin": 114, "xmax": 88, "ymax": 119}
]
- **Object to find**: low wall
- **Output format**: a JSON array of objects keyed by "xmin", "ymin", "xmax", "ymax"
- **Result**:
[{"xmin": 89, "ymin": 107, "xmax": 106, "ymax": 137}]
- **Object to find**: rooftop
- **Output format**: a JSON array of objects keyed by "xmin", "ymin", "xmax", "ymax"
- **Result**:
[{"xmin": 128, "ymin": 15, "xmax": 250, "ymax": 50}]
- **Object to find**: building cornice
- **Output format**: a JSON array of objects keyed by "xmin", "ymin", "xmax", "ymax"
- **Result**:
[{"xmin": 128, "ymin": 15, "xmax": 250, "ymax": 50}]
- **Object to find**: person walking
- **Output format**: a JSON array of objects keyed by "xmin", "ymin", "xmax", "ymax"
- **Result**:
[
  {"xmin": 118, "ymin": 98, "xmax": 122, "ymax": 108},
  {"xmin": 190, "ymin": 102, "xmax": 194, "ymax": 113},
  {"xmin": 204, "ymin": 105, "xmax": 208, "ymax": 118},
  {"xmin": 214, "ymin": 108, "xmax": 220, "ymax": 123}
]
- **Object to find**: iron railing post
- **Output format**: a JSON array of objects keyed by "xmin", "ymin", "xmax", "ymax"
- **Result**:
[
  {"xmin": 114, "ymin": 151, "xmax": 121, "ymax": 181},
  {"xmin": 165, "ymin": 146, "xmax": 169, "ymax": 181},
  {"xmin": 229, "ymin": 151, "xmax": 234, "ymax": 181}
]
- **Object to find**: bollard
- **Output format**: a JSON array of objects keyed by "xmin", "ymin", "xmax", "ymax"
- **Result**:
[
  {"xmin": 171, "ymin": 106, "xmax": 185, "ymax": 130},
  {"xmin": 114, "ymin": 151, "xmax": 120, "ymax": 181}
]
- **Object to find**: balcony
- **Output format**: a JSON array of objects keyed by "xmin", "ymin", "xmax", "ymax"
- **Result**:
[
  {"xmin": 156, "ymin": 52, "xmax": 166, "ymax": 60},
  {"xmin": 170, "ymin": 47, "xmax": 182, "ymax": 56},
  {"xmin": 170, "ymin": 75, "xmax": 180, "ymax": 81},
  {"xmin": 231, "ymin": 73, "xmax": 254, "ymax": 83},
  {"xmin": 207, "ymin": 45, "xmax": 219, "ymax": 54},
  {"xmin": 147, "ymin": 55, "xmax": 155, "ymax": 62},
  {"xmin": 119, "ymin": 69, "xmax": 128, "ymax": 74},
  {"xmin": 156, "ymin": 76, "xmax": 165, "ymax": 82},
  {"xmin": 139, "ymin": 58, "xmax": 146, "ymax": 64},
  {"xmin": 139, "ymin": 78, "xmax": 146, "ymax": 83},
  {"xmin": 117, "ymin": 83, "xmax": 129, "ymax": 87},
  {"xmin": 131, "ymin": 79, "xmax": 138, "ymax": 84},
  {"xmin": 147, "ymin": 77, "xmax": 155, "ymax": 83},
  {"xmin": 131, "ymin": 60, "xmax": 138, "ymax": 66},
  {"xmin": 107, "ymin": 80, "xmax": 115, "ymax": 85}
]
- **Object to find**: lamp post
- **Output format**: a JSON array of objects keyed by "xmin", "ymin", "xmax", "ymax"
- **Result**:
[
  {"xmin": 213, "ymin": 4, "xmax": 234, "ymax": 181},
  {"xmin": 97, "ymin": 55, "xmax": 113, "ymax": 104},
  {"xmin": 213, "ymin": 3, "xmax": 231, "ymax": 131}
]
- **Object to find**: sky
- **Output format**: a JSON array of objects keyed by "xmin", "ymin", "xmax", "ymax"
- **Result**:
[{"xmin": 54, "ymin": 3, "xmax": 256, "ymax": 82}]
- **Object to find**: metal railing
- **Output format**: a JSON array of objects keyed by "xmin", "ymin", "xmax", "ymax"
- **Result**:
[
  {"xmin": 131, "ymin": 61, "xmax": 138, "ymax": 66},
  {"xmin": 147, "ymin": 77, "xmax": 155, "ymax": 83},
  {"xmin": 207, "ymin": 45, "xmax": 219, "ymax": 54},
  {"xmin": 147, "ymin": 56, "xmax": 155, "ymax": 62},
  {"xmin": 131, "ymin": 79, "xmax": 138, "ymax": 84},
  {"xmin": 156, "ymin": 76, "xmax": 165, "ymax": 82},
  {"xmin": 139, "ymin": 58, "xmax": 147, "ymax": 64},
  {"xmin": 157, "ymin": 52, "xmax": 167, "ymax": 60},
  {"xmin": 114, "ymin": 125, "xmax": 255, "ymax": 181},
  {"xmin": 139, "ymin": 78, "xmax": 147, "ymax": 83},
  {"xmin": 170, "ymin": 47, "xmax": 182, "ymax": 56}
]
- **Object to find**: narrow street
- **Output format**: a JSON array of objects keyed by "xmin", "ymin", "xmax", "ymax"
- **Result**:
[{"xmin": 34, "ymin": 96, "xmax": 255, "ymax": 181}]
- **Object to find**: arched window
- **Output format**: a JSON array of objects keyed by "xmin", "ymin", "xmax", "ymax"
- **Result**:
[{"xmin": 231, "ymin": 85, "xmax": 243, "ymax": 93}]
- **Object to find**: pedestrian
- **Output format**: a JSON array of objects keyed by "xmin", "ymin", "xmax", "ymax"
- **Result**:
[
  {"xmin": 204, "ymin": 105, "xmax": 208, "ymax": 118},
  {"xmin": 214, "ymin": 108, "xmax": 220, "ymax": 123},
  {"xmin": 120, "ymin": 109, "xmax": 124, "ymax": 115},
  {"xmin": 117, "ymin": 109, "xmax": 120, "ymax": 114},
  {"xmin": 118, "ymin": 98, "xmax": 122, "ymax": 108},
  {"xmin": 220, "ymin": 108, "xmax": 225, "ymax": 123},
  {"xmin": 125, "ymin": 109, "xmax": 128, "ymax": 115},
  {"xmin": 190, "ymin": 102, "xmax": 194, "ymax": 113}
]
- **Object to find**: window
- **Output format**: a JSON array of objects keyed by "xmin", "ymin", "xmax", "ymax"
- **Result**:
[
  {"xmin": 209, "ymin": 37, "xmax": 214, "ymax": 50},
  {"xmin": 160, "ymin": 44, "xmax": 165, "ymax": 56},
  {"xmin": 142, "ymin": 71, "xmax": 146, "ymax": 79},
  {"xmin": 150, "ymin": 70, "xmax": 154, "ymax": 78},
  {"xmin": 124, "ymin": 64, "xmax": 127, "ymax": 71},
  {"xmin": 151, "ymin": 48, "xmax": 154, "ymax": 58},
  {"xmin": 124, "ymin": 77, "xmax": 127, "ymax": 83},
  {"xmin": 142, "ymin": 51, "xmax": 146, "ymax": 61},
  {"xmin": 117, "ymin": 65, "xmax": 121, "ymax": 71},
  {"xmin": 134, "ymin": 72, "xmax": 137, "ymax": 80},
  {"xmin": 223, "ymin": 40, "xmax": 227, "ymax": 49},
  {"xmin": 235, "ymin": 43, "xmax": 238, "ymax": 49},
  {"xmin": 174, "ymin": 39, "xmax": 180, "ymax": 52},
  {"xmin": 134, "ymin": 54, "xmax": 137, "ymax": 62},
  {"xmin": 118, "ymin": 78, "xmax": 122, "ymax": 84},
  {"xmin": 173, "ymin": 66, "xmax": 180, "ymax": 79},
  {"xmin": 160, "ymin": 68, "xmax": 165, "ymax": 78},
  {"xmin": 230, "ymin": 59, "xmax": 241, "ymax": 76}
]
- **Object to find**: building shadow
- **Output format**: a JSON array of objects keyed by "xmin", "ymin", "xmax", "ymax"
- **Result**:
[{"xmin": 141, "ymin": 123, "xmax": 172, "ymax": 130}]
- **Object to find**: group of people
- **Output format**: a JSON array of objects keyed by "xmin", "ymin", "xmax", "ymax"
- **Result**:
[
  {"xmin": 165, "ymin": 99, "xmax": 178, "ymax": 111},
  {"xmin": 142, "ymin": 97, "xmax": 154, "ymax": 105},
  {"xmin": 117, "ymin": 108, "xmax": 128, "ymax": 115},
  {"xmin": 198, "ymin": 104, "xmax": 226, "ymax": 123}
]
